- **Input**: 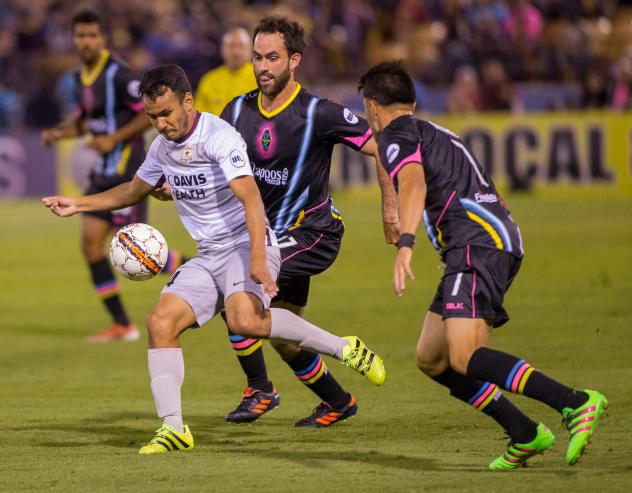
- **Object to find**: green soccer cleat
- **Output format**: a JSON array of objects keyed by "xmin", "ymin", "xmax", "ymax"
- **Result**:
[
  {"xmin": 562, "ymin": 389, "xmax": 608, "ymax": 465},
  {"xmin": 139, "ymin": 424, "xmax": 194, "ymax": 454},
  {"xmin": 341, "ymin": 336, "xmax": 386, "ymax": 386},
  {"xmin": 489, "ymin": 423, "xmax": 555, "ymax": 470}
]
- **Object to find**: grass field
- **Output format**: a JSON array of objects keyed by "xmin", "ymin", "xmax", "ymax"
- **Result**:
[{"xmin": 1, "ymin": 187, "xmax": 631, "ymax": 492}]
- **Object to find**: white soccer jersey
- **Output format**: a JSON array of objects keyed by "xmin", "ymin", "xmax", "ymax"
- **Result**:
[{"xmin": 136, "ymin": 112, "xmax": 253, "ymax": 249}]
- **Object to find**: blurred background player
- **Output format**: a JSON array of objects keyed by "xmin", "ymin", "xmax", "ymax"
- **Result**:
[
  {"xmin": 219, "ymin": 16, "xmax": 398, "ymax": 428},
  {"xmin": 359, "ymin": 60, "xmax": 608, "ymax": 470},
  {"xmin": 41, "ymin": 10, "xmax": 185, "ymax": 342},
  {"xmin": 195, "ymin": 27, "xmax": 256, "ymax": 115}
]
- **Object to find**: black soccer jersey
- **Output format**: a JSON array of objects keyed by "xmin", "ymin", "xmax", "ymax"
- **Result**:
[
  {"xmin": 73, "ymin": 49, "xmax": 145, "ymax": 186},
  {"xmin": 378, "ymin": 115, "xmax": 523, "ymax": 258},
  {"xmin": 220, "ymin": 84, "xmax": 372, "ymax": 235}
]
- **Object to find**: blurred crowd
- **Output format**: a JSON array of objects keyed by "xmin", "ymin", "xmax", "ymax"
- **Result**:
[{"xmin": 1, "ymin": 0, "xmax": 632, "ymax": 129}]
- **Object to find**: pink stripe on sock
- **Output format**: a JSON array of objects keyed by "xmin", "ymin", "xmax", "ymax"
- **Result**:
[
  {"xmin": 510, "ymin": 363, "xmax": 530, "ymax": 393},
  {"xmin": 298, "ymin": 358, "xmax": 324, "ymax": 381},
  {"xmin": 231, "ymin": 339, "xmax": 258, "ymax": 350},
  {"xmin": 472, "ymin": 384, "xmax": 496, "ymax": 409}
]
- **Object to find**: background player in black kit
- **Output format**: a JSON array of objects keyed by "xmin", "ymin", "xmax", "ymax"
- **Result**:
[
  {"xmin": 358, "ymin": 60, "xmax": 608, "ymax": 469},
  {"xmin": 41, "ymin": 10, "xmax": 186, "ymax": 342},
  {"xmin": 219, "ymin": 17, "xmax": 398, "ymax": 427}
]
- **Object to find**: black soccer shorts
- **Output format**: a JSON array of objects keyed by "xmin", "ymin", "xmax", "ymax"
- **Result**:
[
  {"xmin": 429, "ymin": 245, "xmax": 522, "ymax": 328},
  {"xmin": 272, "ymin": 221, "xmax": 344, "ymax": 307}
]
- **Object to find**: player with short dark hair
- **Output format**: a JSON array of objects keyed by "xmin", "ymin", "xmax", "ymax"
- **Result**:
[
  {"xmin": 358, "ymin": 60, "xmax": 608, "ymax": 469},
  {"xmin": 41, "ymin": 9, "xmax": 187, "ymax": 342},
  {"xmin": 218, "ymin": 16, "xmax": 398, "ymax": 427},
  {"xmin": 43, "ymin": 63, "xmax": 386, "ymax": 453}
]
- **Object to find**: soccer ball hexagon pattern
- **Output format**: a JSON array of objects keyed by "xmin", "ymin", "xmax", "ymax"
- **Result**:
[{"xmin": 109, "ymin": 223, "xmax": 169, "ymax": 281}]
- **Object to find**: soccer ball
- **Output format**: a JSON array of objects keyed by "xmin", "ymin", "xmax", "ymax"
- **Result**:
[{"xmin": 109, "ymin": 223, "xmax": 169, "ymax": 281}]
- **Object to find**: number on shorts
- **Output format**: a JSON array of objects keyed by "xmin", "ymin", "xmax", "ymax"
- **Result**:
[{"xmin": 166, "ymin": 270, "xmax": 181, "ymax": 287}]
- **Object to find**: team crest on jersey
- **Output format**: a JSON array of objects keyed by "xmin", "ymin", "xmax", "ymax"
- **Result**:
[
  {"xmin": 257, "ymin": 124, "xmax": 276, "ymax": 156},
  {"xmin": 180, "ymin": 144, "xmax": 194, "ymax": 163},
  {"xmin": 343, "ymin": 108, "xmax": 359, "ymax": 124},
  {"xmin": 387, "ymin": 143, "xmax": 400, "ymax": 164}
]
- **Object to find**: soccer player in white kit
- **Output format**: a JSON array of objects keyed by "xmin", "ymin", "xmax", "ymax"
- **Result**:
[{"xmin": 43, "ymin": 64, "xmax": 385, "ymax": 454}]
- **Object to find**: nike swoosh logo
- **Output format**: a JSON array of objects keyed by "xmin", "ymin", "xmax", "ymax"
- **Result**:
[{"xmin": 233, "ymin": 281, "xmax": 246, "ymax": 286}]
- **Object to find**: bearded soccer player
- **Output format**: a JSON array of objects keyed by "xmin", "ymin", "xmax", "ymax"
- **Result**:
[
  {"xmin": 358, "ymin": 60, "xmax": 607, "ymax": 469},
  {"xmin": 219, "ymin": 16, "xmax": 398, "ymax": 427},
  {"xmin": 41, "ymin": 10, "xmax": 186, "ymax": 342},
  {"xmin": 43, "ymin": 64, "xmax": 385, "ymax": 453}
]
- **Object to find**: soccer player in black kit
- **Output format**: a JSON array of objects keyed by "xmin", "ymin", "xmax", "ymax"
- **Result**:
[
  {"xmin": 42, "ymin": 10, "xmax": 185, "ymax": 342},
  {"xmin": 358, "ymin": 61, "xmax": 607, "ymax": 469},
  {"xmin": 219, "ymin": 17, "xmax": 397, "ymax": 427}
]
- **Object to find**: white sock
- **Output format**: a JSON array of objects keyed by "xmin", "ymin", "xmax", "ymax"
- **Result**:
[
  {"xmin": 269, "ymin": 308, "xmax": 348, "ymax": 359},
  {"xmin": 148, "ymin": 348, "xmax": 184, "ymax": 433}
]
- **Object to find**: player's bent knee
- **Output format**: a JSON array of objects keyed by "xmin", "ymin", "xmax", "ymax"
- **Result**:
[
  {"xmin": 226, "ymin": 312, "xmax": 266, "ymax": 338},
  {"xmin": 146, "ymin": 311, "xmax": 178, "ymax": 343},
  {"xmin": 448, "ymin": 351, "xmax": 470, "ymax": 376},
  {"xmin": 416, "ymin": 354, "xmax": 446, "ymax": 377}
]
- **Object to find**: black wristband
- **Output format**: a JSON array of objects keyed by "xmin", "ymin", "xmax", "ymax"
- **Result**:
[{"xmin": 397, "ymin": 233, "xmax": 416, "ymax": 249}]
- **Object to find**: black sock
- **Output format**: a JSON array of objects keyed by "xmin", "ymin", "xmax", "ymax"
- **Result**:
[
  {"xmin": 285, "ymin": 349, "xmax": 350, "ymax": 409},
  {"xmin": 226, "ymin": 328, "xmax": 273, "ymax": 392},
  {"xmin": 467, "ymin": 347, "xmax": 588, "ymax": 413},
  {"xmin": 89, "ymin": 258, "xmax": 130, "ymax": 326},
  {"xmin": 433, "ymin": 368, "xmax": 537, "ymax": 443}
]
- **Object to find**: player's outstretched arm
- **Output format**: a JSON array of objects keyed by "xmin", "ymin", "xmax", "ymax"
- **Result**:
[
  {"xmin": 42, "ymin": 175, "xmax": 154, "ymax": 218},
  {"xmin": 393, "ymin": 163, "xmax": 426, "ymax": 296},
  {"xmin": 87, "ymin": 112, "xmax": 151, "ymax": 154},
  {"xmin": 360, "ymin": 138, "xmax": 400, "ymax": 244},
  {"xmin": 229, "ymin": 176, "xmax": 279, "ymax": 297}
]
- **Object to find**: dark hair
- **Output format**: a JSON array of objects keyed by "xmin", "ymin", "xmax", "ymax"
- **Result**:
[
  {"xmin": 71, "ymin": 9, "xmax": 104, "ymax": 32},
  {"xmin": 254, "ymin": 16, "xmax": 305, "ymax": 56},
  {"xmin": 139, "ymin": 64, "xmax": 192, "ymax": 101},
  {"xmin": 358, "ymin": 60, "xmax": 416, "ymax": 106}
]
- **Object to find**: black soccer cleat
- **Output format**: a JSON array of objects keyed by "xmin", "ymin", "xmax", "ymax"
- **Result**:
[
  {"xmin": 225, "ymin": 386, "xmax": 280, "ymax": 424},
  {"xmin": 294, "ymin": 395, "xmax": 358, "ymax": 428}
]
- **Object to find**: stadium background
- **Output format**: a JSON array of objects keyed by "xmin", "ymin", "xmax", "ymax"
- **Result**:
[{"xmin": 1, "ymin": 1, "xmax": 631, "ymax": 492}]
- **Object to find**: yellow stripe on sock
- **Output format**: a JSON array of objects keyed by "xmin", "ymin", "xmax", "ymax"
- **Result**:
[
  {"xmin": 478, "ymin": 387, "xmax": 499, "ymax": 411},
  {"xmin": 303, "ymin": 362, "xmax": 326, "ymax": 385},
  {"xmin": 235, "ymin": 340, "xmax": 262, "ymax": 357},
  {"xmin": 518, "ymin": 367, "xmax": 535, "ymax": 394}
]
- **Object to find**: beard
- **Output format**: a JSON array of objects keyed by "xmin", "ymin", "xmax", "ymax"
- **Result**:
[{"xmin": 257, "ymin": 65, "xmax": 291, "ymax": 98}]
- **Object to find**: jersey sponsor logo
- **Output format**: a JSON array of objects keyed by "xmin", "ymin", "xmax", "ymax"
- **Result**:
[
  {"xmin": 230, "ymin": 149, "xmax": 246, "ymax": 168},
  {"xmin": 386, "ymin": 143, "xmax": 400, "ymax": 164},
  {"xmin": 474, "ymin": 192, "xmax": 498, "ymax": 204},
  {"xmin": 167, "ymin": 173, "xmax": 207, "ymax": 187},
  {"xmin": 252, "ymin": 163, "xmax": 289, "ymax": 186},
  {"xmin": 180, "ymin": 144, "xmax": 194, "ymax": 164},
  {"xmin": 343, "ymin": 108, "xmax": 359, "ymax": 125},
  {"xmin": 127, "ymin": 80, "xmax": 141, "ymax": 98}
]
